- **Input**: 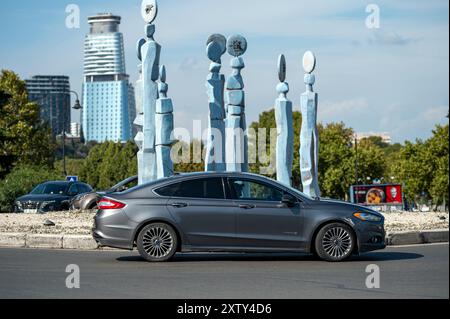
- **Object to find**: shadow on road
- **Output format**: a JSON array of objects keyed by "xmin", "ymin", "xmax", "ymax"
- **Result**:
[{"xmin": 116, "ymin": 251, "xmax": 423, "ymax": 263}]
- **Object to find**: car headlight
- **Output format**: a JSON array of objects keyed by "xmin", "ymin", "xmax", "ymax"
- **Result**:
[
  {"xmin": 41, "ymin": 200, "xmax": 56, "ymax": 207},
  {"xmin": 353, "ymin": 212, "xmax": 382, "ymax": 222},
  {"xmin": 15, "ymin": 201, "xmax": 22, "ymax": 208}
]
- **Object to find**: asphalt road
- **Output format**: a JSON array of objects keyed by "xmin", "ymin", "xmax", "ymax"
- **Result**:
[{"xmin": 0, "ymin": 243, "xmax": 448, "ymax": 299}]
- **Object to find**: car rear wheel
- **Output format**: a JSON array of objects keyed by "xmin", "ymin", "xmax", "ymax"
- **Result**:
[
  {"xmin": 315, "ymin": 223, "xmax": 355, "ymax": 262},
  {"xmin": 137, "ymin": 223, "xmax": 177, "ymax": 262}
]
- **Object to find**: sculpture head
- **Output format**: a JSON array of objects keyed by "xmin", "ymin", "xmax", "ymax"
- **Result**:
[
  {"xmin": 227, "ymin": 34, "xmax": 248, "ymax": 57},
  {"xmin": 141, "ymin": 0, "xmax": 158, "ymax": 24},
  {"xmin": 302, "ymin": 51, "xmax": 316, "ymax": 74},
  {"xmin": 278, "ymin": 54, "xmax": 287, "ymax": 83}
]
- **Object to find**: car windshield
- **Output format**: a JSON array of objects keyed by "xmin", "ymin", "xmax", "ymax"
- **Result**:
[
  {"xmin": 30, "ymin": 183, "xmax": 68, "ymax": 195},
  {"xmin": 285, "ymin": 185, "xmax": 315, "ymax": 201}
]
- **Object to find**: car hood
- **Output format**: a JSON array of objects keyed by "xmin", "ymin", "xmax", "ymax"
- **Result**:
[
  {"xmin": 17, "ymin": 194, "xmax": 70, "ymax": 202},
  {"xmin": 316, "ymin": 198, "xmax": 383, "ymax": 217}
]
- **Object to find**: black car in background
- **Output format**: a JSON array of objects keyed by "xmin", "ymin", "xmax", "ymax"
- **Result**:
[{"xmin": 14, "ymin": 181, "xmax": 93, "ymax": 213}]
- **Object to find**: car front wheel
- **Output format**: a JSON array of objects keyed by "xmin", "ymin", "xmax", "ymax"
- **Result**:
[
  {"xmin": 315, "ymin": 223, "xmax": 355, "ymax": 262},
  {"xmin": 137, "ymin": 223, "xmax": 178, "ymax": 262}
]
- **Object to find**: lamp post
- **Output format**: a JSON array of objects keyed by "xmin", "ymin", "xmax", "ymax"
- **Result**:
[{"xmin": 61, "ymin": 91, "xmax": 82, "ymax": 177}]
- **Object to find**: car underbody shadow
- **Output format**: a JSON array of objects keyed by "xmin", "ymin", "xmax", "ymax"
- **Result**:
[{"xmin": 116, "ymin": 250, "xmax": 424, "ymax": 263}]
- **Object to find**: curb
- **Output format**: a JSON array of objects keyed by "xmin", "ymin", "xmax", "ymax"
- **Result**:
[
  {"xmin": 386, "ymin": 229, "xmax": 449, "ymax": 246},
  {"xmin": 0, "ymin": 230, "xmax": 448, "ymax": 251}
]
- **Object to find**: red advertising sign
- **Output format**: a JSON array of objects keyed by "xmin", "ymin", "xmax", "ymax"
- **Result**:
[{"xmin": 350, "ymin": 184, "xmax": 403, "ymax": 206}]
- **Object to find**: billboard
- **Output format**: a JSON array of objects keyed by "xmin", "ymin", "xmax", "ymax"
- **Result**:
[{"xmin": 350, "ymin": 184, "xmax": 403, "ymax": 206}]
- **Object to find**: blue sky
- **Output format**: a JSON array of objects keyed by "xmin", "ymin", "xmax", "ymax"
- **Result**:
[{"xmin": 0, "ymin": 0, "xmax": 448, "ymax": 143}]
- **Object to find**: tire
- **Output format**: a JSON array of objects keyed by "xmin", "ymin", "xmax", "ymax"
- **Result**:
[
  {"xmin": 137, "ymin": 223, "xmax": 178, "ymax": 262},
  {"xmin": 314, "ymin": 223, "xmax": 355, "ymax": 262}
]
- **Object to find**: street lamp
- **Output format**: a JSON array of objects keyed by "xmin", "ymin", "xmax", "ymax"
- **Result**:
[{"xmin": 61, "ymin": 91, "xmax": 82, "ymax": 177}]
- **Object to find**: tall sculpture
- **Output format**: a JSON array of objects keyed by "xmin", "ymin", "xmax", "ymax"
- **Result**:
[
  {"xmin": 136, "ymin": 0, "xmax": 160, "ymax": 184},
  {"xmin": 155, "ymin": 65, "xmax": 174, "ymax": 179},
  {"xmin": 134, "ymin": 63, "xmax": 144, "ymax": 184},
  {"xmin": 300, "ymin": 51, "xmax": 321, "ymax": 198},
  {"xmin": 225, "ymin": 35, "xmax": 248, "ymax": 172},
  {"xmin": 205, "ymin": 34, "xmax": 227, "ymax": 172},
  {"xmin": 275, "ymin": 54, "xmax": 294, "ymax": 186}
]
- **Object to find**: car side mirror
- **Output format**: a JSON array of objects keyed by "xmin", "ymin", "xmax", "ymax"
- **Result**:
[{"xmin": 281, "ymin": 194, "xmax": 296, "ymax": 207}]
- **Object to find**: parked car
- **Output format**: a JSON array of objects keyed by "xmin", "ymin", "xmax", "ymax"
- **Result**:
[
  {"xmin": 15, "ymin": 181, "xmax": 93, "ymax": 214},
  {"xmin": 70, "ymin": 176, "xmax": 138, "ymax": 210},
  {"xmin": 93, "ymin": 172, "xmax": 386, "ymax": 262}
]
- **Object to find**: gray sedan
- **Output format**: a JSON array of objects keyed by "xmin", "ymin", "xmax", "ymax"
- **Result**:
[{"xmin": 92, "ymin": 172, "xmax": 386, "ymax": 262}]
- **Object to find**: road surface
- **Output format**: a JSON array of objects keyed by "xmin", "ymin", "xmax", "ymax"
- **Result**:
[{"xmin": 0, "ymin": 243, "xmax": 448, "ymax": 299}]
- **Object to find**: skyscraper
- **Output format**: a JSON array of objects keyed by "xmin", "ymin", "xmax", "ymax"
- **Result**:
[
  {"xmin": 25, "ymin": 75, "xmax": 71, "ymax": 137},
  {"xmin": 82, "ymin": 13, "xmax": 134, "ymax": 143}
]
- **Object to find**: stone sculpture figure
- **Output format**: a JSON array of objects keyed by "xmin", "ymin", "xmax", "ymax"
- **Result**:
[
  {"xmin": 205, "ymin": 34, "xmax": 227, "ymax": 172},
  {"xmin": 275, "ymin": 54, "xmax": 294, "ymax": 186},
  {"xmin": 225, "ymin": 35, "xmax": 248, "ymax": 172},
  {"xmin": 134, "ymin": 64, "xmax": 145, "ymax": 184},
  {"xmin": 300, "ymin": 51, "xmax": 321, "ymax": 198},
  {"xmin": 155, "ymin": 65, "xmax": 174, "ymax": 179},
  {"xmin": 136, "ymin": 0, "xmax": 160, "ymax": 184}
]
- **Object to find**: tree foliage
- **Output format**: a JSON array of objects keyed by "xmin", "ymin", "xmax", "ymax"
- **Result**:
[
  {"xmin": 0, "ymin": 70, "xmax": 55, "ymax": 178},
  {"xmin": 78, "ymin": 141, "xmax": 138, "ymax": 190}
]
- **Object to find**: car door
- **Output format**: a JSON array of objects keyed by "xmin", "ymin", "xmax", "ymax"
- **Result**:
[
  {"xmin": 163, "ymin": 177, "xmax": 237, "ymax": 248},
  {"xmin": 227, "ymin": 177, "xmax": 302, "ymax": 249}
]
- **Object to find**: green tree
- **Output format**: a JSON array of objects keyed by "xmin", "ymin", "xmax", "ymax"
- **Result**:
[
  {"xmin": 78, "ymin": 141, "xmax": 138, "ymax": 190},
  {"xmin": 249, "ymin": 111, "xmax": 387, "ymax": 200},
  {"xmin": 0, "ymin": 70, "xmax": 55, "ymax": 178}
]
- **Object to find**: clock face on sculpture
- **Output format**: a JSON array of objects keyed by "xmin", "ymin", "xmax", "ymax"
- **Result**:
[
  {"xmin": 141, "ymin": 0, "xmax": 158, "ymax": 24},
  {"xmin": 278, "ymin": 54, "xmax": 287, "ymax": 82},
  {"xmin": 302, "ymin": 51, "xmax": 316, "ymax": 74},
  {"xmin": 227, "ymin": 34, "xmax": 248, "ymax": 57},
  {"xmin": 206, "ymin": 34, "xmax": 227, "ymax": 56}
]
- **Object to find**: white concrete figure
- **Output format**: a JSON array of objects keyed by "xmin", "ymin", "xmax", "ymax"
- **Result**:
[
  {"xmin": 300, "ymin": 51, "xmax": 321, "ymax": 198},
  {"xmin": 136, "ymin": 0, "xmax": 160, "ymax": 184},
  {"xmin": 205, "ymin": 34, "xmax": 227, "ymax": 172},
  {"xmin": 275, "ymin": 54, "xmax": 294, "ymax": 186},
  {"xmin": 225, "ymin": 34, "xmax": 248, "ymax": 172},
  {"xmin": 155, "ymin": 65, "xmax": 175, "ymax": 179}
]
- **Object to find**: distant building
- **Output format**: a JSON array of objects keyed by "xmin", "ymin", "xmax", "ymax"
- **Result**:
[
  {"xmin": 356, "ymin": 132, "xmax": 392, "ymax": 144},
  {"xmin": 70, "ymin": 122, "xmax": 81, "ymax": 138},
  {"xmin": 25, "ymin": 75, "xmax": 71, "ymax": 137},
  {"xmin": 82, "ymin": 13, "xmax": 134, "ymax": 143}
]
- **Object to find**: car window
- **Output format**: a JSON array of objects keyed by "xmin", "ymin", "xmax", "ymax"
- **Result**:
[
  {"xmin": 78, "ymin": 184, "xmax": 92, "ymax": 193},
  {"xmin": 30, "ymin": 183, "xmax": 68, "ymax": 195},
  {"xmin": 155, "ymin": 178, "xmax": 225, "ymax": 199},
  {"xmin": 68, "ymin": 184, "xmax": 79, "ymax": 195},
  {"xmin": 229, "ymin": 179, "xmax": 284, "ymax": 202}
]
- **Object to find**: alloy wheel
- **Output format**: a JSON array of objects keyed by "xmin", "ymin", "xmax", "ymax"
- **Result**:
[
  {"xmin": 321, "ymin": 226, "xmax": 353, "ymax": 259},
  {"xmin": 142, "ymin": 225, "xmax": 174, "ymax": 259}
]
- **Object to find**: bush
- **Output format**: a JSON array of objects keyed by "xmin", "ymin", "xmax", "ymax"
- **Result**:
[{"xmin": 0, "ymin": 165, "xmax": 63, "ymax": 212}]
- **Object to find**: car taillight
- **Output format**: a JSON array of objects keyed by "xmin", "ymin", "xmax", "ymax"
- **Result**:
[{"xmin": 97, "ymin": 198, "xmax": 126, "ymax": 210}]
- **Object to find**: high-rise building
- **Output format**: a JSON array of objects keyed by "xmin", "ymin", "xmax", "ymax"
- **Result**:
[
  {"xmin": 82, "ymin": 13, "xmax": 134, "ymax": 143},
  {"xmin": 70, "ymin": 122, "xmax": 81, "ymax": 137},
  {"xmin": 25, "ymin": 75, "xmax": 71, "ymax": 137}
]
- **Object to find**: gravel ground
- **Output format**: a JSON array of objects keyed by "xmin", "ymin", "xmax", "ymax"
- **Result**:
[{"xmin": 0, "ymin": 211, "xmax": 448, "ymax": 235}]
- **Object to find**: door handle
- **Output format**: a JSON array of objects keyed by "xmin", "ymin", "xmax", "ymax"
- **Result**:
[
  {"xmin": 239, "ymin": 204, "xmax": 255, "ymax": 210},
  {"xmin": 172, "ymin": 202, "xmax": 188, "ymax": 208}
]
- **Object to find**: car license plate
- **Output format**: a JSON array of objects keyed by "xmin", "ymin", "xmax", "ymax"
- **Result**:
[{"xmin": 24, "ymin": 209, "xmax": 38, "ymax": 214}]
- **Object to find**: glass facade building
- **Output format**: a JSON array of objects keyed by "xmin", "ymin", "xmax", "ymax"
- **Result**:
[
  {"xmin": 82, "ymin": 13, "xmax": 134, "ymax": 143},
  {"xmin": 25, "ymin": 75, "xmax": 71, "ymax": 137}
]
